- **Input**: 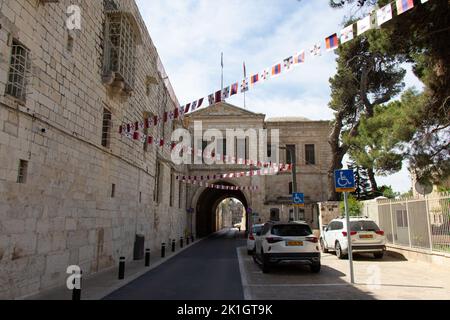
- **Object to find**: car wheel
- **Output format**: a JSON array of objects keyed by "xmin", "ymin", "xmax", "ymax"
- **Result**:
[
  {"xmin": 261, "ymin": 252, "xmax": 271, "ymax": 273},
  {"xmin": 310, "ymin": 263, "xmax": 321, "ymax": 273},
  {"xmin": 320, "ymin": 238, "xmax": 329, "ymax": 253},
  {"xmin": 373, "ymin": 252, "xmax": 384, "ymax": 259},
  {"xmin": 335, "ymin": 242, "xmax": 347, "ymax": 260}
]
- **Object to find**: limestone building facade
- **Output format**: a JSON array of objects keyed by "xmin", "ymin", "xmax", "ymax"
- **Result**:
[
  {"xmin": 0, "ymin": 0, "xmax": 188, "ymax": 299},
  {"xmin": 183, "ymin": 102, "xmax": 332, "ymax": 237}
]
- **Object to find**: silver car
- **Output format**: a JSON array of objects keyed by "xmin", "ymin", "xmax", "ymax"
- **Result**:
[{"xmin": 247, "ymin": 224, "xmax": 264, "ymax": 255}]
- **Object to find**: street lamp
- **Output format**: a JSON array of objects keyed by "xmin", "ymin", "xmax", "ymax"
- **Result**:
[{"xmin": 279, "ymin": 145, "xmax": 299, "ymax": 221}]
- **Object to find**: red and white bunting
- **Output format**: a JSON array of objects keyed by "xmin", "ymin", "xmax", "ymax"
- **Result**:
[
  {"xmin": 181, "ymin": 180, "xmax": 259, "ymax": 191},
  {"xmin": 176, "ymin": 164, "xmax": 292, "ymax": 182}
]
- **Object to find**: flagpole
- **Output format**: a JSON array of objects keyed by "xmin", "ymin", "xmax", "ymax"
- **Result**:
[
  {"xmin": 243, "ymin": 61, "xmax": 246, "ymax": 109},
  {"xmin": 221, "ymin": 52, "xmax": 224, "ymax": 102}
]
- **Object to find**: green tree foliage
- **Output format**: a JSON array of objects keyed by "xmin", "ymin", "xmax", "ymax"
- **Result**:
[
  {"xmin": 329, "ymin": 0, "xmax": 450, "ymax": 185},
  {"xmin": 340, "ymin": 194, "xmax": 363, "ymax": 217},
  {"xmin": 379, "ymin": 185, "xmax": 399, "ymax": 199},
  {"xmin": 327, "ymin": 21, "xmax": 405, "ymax": 200}
]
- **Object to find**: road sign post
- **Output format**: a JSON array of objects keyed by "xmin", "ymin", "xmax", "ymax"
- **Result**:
[{"xmin": 334, "ymin": 170, "xmax": 356, "ymax": 284}]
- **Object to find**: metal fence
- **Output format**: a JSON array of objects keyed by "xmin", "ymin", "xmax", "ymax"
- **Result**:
[{"xmin": 366, "ymin": 193, "xmax": 450, "ymax": 254}]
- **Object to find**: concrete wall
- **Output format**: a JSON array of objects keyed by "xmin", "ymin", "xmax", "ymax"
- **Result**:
[{"xmin": 0, "ymin": 0, "xmax": 187, "ymax": 299}]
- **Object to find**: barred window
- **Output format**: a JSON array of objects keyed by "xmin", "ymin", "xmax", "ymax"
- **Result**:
[
  {"xmin": 103, "ymin": 9, "xmax": 141, "ymax": 92},
  {"xmin": 6, "ymin": 40, "xmax": 30, "ymax": 101},
  {"xmin": 101, "ymin": 108, "xmax": 112, "ymax": 148},
  {"xmin": 17, "ymin": 160, "xmax": 28, "ymax": 184}
]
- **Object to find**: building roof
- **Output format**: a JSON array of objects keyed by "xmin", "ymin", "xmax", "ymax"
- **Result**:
[{"xmin": 265, "ymin": 116, "xmax": 311, "ymax": 122}]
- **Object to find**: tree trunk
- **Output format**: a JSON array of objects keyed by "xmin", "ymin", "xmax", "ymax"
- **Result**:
[
  {"xmin": 367, "ymin": 168, "xmax": 378, "ymax": 194},
  {"xmin": 327, "ymin": 112, "xmax": 348, "ymax": 201}
]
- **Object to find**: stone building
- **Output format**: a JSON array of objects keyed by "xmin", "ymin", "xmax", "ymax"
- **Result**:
[
  {"xmin": 0, "ymin": 0, "xmax": 188, "ymax": 299},
  {"xmin": 183, "ymin": 102, "xmax": 332, "ymax": 237}
]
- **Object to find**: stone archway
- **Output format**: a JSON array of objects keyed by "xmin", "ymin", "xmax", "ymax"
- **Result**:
[{"xmin": 195, "ymin": 181, "xmax": 249, "ymax": 238}]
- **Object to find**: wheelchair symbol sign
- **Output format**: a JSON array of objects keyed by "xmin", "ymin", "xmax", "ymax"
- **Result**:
[
  {"xmin": 334, "ymin": 170, "xmax": 356, "ymax": 192},
  {"xmin": 292, "ymin": 193, "xmax": 304, "ymax": 206}
]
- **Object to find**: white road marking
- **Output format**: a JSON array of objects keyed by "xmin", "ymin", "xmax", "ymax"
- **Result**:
[{"xmin": 236, "ymin": 247, "xmax": 253, "ymax": 300}]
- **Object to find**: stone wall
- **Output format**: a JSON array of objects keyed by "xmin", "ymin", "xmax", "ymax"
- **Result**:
[{"xmin": 0, "ymin": 0, "xmax": 187, "ymax": 299}]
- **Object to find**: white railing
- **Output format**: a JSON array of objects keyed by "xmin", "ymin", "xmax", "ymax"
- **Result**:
[{"xmin": 365, "ymin": 193, "xmax": 450, "ymax": 254}]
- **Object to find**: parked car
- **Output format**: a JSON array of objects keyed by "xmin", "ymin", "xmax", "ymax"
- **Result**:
[
  {"xmin": 247, "ymin": 224, "xmax": 264, "ymax": 255},
  {"xmin": 320, "ymin": 217, "xmax": 386, "ymax": 259},
  {"xmin": 254, "ymin": 222, "xmax": 321, "ymax": 273}
]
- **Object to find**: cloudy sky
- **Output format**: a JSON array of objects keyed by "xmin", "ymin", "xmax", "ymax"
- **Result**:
[{"xmin": 136, "ymin": 0, "xmax": 423, "ymax": 193}]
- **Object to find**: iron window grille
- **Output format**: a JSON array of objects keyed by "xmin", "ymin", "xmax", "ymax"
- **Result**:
[
  {"xmin": 103, "ymin": 9, "xmax": 141, "ymax": 92},
  {"xmin": 6, "ymin": 40, "xmax": 30, "ymax": 101},
  {"xmin": 17, "ymin": 160, "xmax": 28, "ymax": 184},
  {"xmin": 101, "ymin": 108, "xmax": 112, "ymax": 147}
]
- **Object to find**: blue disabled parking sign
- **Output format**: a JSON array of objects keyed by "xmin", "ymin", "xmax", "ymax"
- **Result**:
[
  {"xmin": 334, "ymin": 169, "xmax": 356, "ymax": 192},
  {"xmin": 292, "ymin": 193, "xmax": 305, "ymax": 206}
]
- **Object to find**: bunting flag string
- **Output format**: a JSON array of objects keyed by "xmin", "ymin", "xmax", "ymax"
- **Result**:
[
  {"xmin": 176, "ymin": 163, "xmax": 292, "ymax": 182},
  {"xmin": 119, "ymin": 0, "xmax": 431, "ymax": 145},
  {"xmin": 174, "ymin": 0, "xmax": 429, "ymax": 116},
  {"xmin": 180, "ymin": 179, "xmax": 259, "ymax": 192}
]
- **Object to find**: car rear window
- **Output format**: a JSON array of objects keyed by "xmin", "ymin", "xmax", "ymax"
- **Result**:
[
  {"xmin": 350, "ymin": 221, "xmax": 380, "ymax": 232},
  {"xmin": 252, "ymin": 225, "xmax": 263, "ymax": 233},
  {"xmin": 271, "ymin": 224, "xmax": 312, "ymax": 237}
]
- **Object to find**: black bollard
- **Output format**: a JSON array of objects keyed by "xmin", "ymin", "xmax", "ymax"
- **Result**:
[
  {"xmin": 180, "ymin": 237, "xmax": 184, "ymax": 248},
  {"xmin": 145, "ymin": 249, "xmax": 151, "ymax": 267},
  {"xmin": 72, "ymin": 270, "xmax": 82, "ymax": 301},
  {"xmin": 186, "ymin": 236, "xmax": 190, "ymax": 245},
  {"xmin": 118, "ymin": 257, "xmax": 125, "ymax": 280},
  {"xmin": 172, "ymin": 239, "xmax": 176, "ymax": 252},
  {"xmin": 191, "ymin": 235, "xmax": 195, "ymax": 243},
  {"xmin": 161, "ymin": 242, "xmax": 166, "ymax": 258}
]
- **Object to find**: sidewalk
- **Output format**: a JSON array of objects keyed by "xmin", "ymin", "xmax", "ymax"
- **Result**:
[{"xmin": 24, "ymin": 239, "xmax": 202, "ymax": 300}]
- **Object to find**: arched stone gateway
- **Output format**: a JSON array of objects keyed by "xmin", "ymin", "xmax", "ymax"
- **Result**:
[
  {"xmin": 195, "ymin": 181, "xmax": 249, "ymax": 237},
  {"xmin": 184, "ymin": 102, "xmax": 333, "ymax": 238}
]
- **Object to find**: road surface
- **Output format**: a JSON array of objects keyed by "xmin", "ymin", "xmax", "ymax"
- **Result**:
[{"xmin": 105, "ymin": 229, "xmax": 245, "ymax": 300}]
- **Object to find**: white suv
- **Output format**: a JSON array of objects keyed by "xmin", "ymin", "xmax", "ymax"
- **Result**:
[
  {"xmin": 254, "ymin": 222, "xmax": 321, "ymax": 273},
  {"xmin": 320, "ymin": 217, "xmax": 386, "ymax": 259}
]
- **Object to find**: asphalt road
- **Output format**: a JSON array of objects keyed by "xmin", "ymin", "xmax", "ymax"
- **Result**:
[{"xmin": 104, "ymin": 229, "xmax": 246, "ymax": 300}]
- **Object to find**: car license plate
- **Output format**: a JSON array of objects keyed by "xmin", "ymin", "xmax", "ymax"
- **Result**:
[
  {"xmin": 286, "ymin": 241, "xmax": 303, "ymax": 246},
  {"xmin": 360, "ymin": 234, "xmax": 373, "ymax": 239}
]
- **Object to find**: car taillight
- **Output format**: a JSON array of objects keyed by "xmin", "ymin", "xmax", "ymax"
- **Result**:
[
  {"xmin": 376, "ymin": 230, "xmax": 385, "ymax": 236},
  {"xmin": 249, "ymin": 234, "xmax": 255, "ymax": 240},
  {"xmin": 342, "ymin": 231, "xmax": 357, "ymax": 237},
  {"xmin": 306, "ymin": 236, "xmax": 318, "ymax": 243},
  {"xmin": 266, "ymin": 237, "xmax": 283, "ymax": 244}
]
